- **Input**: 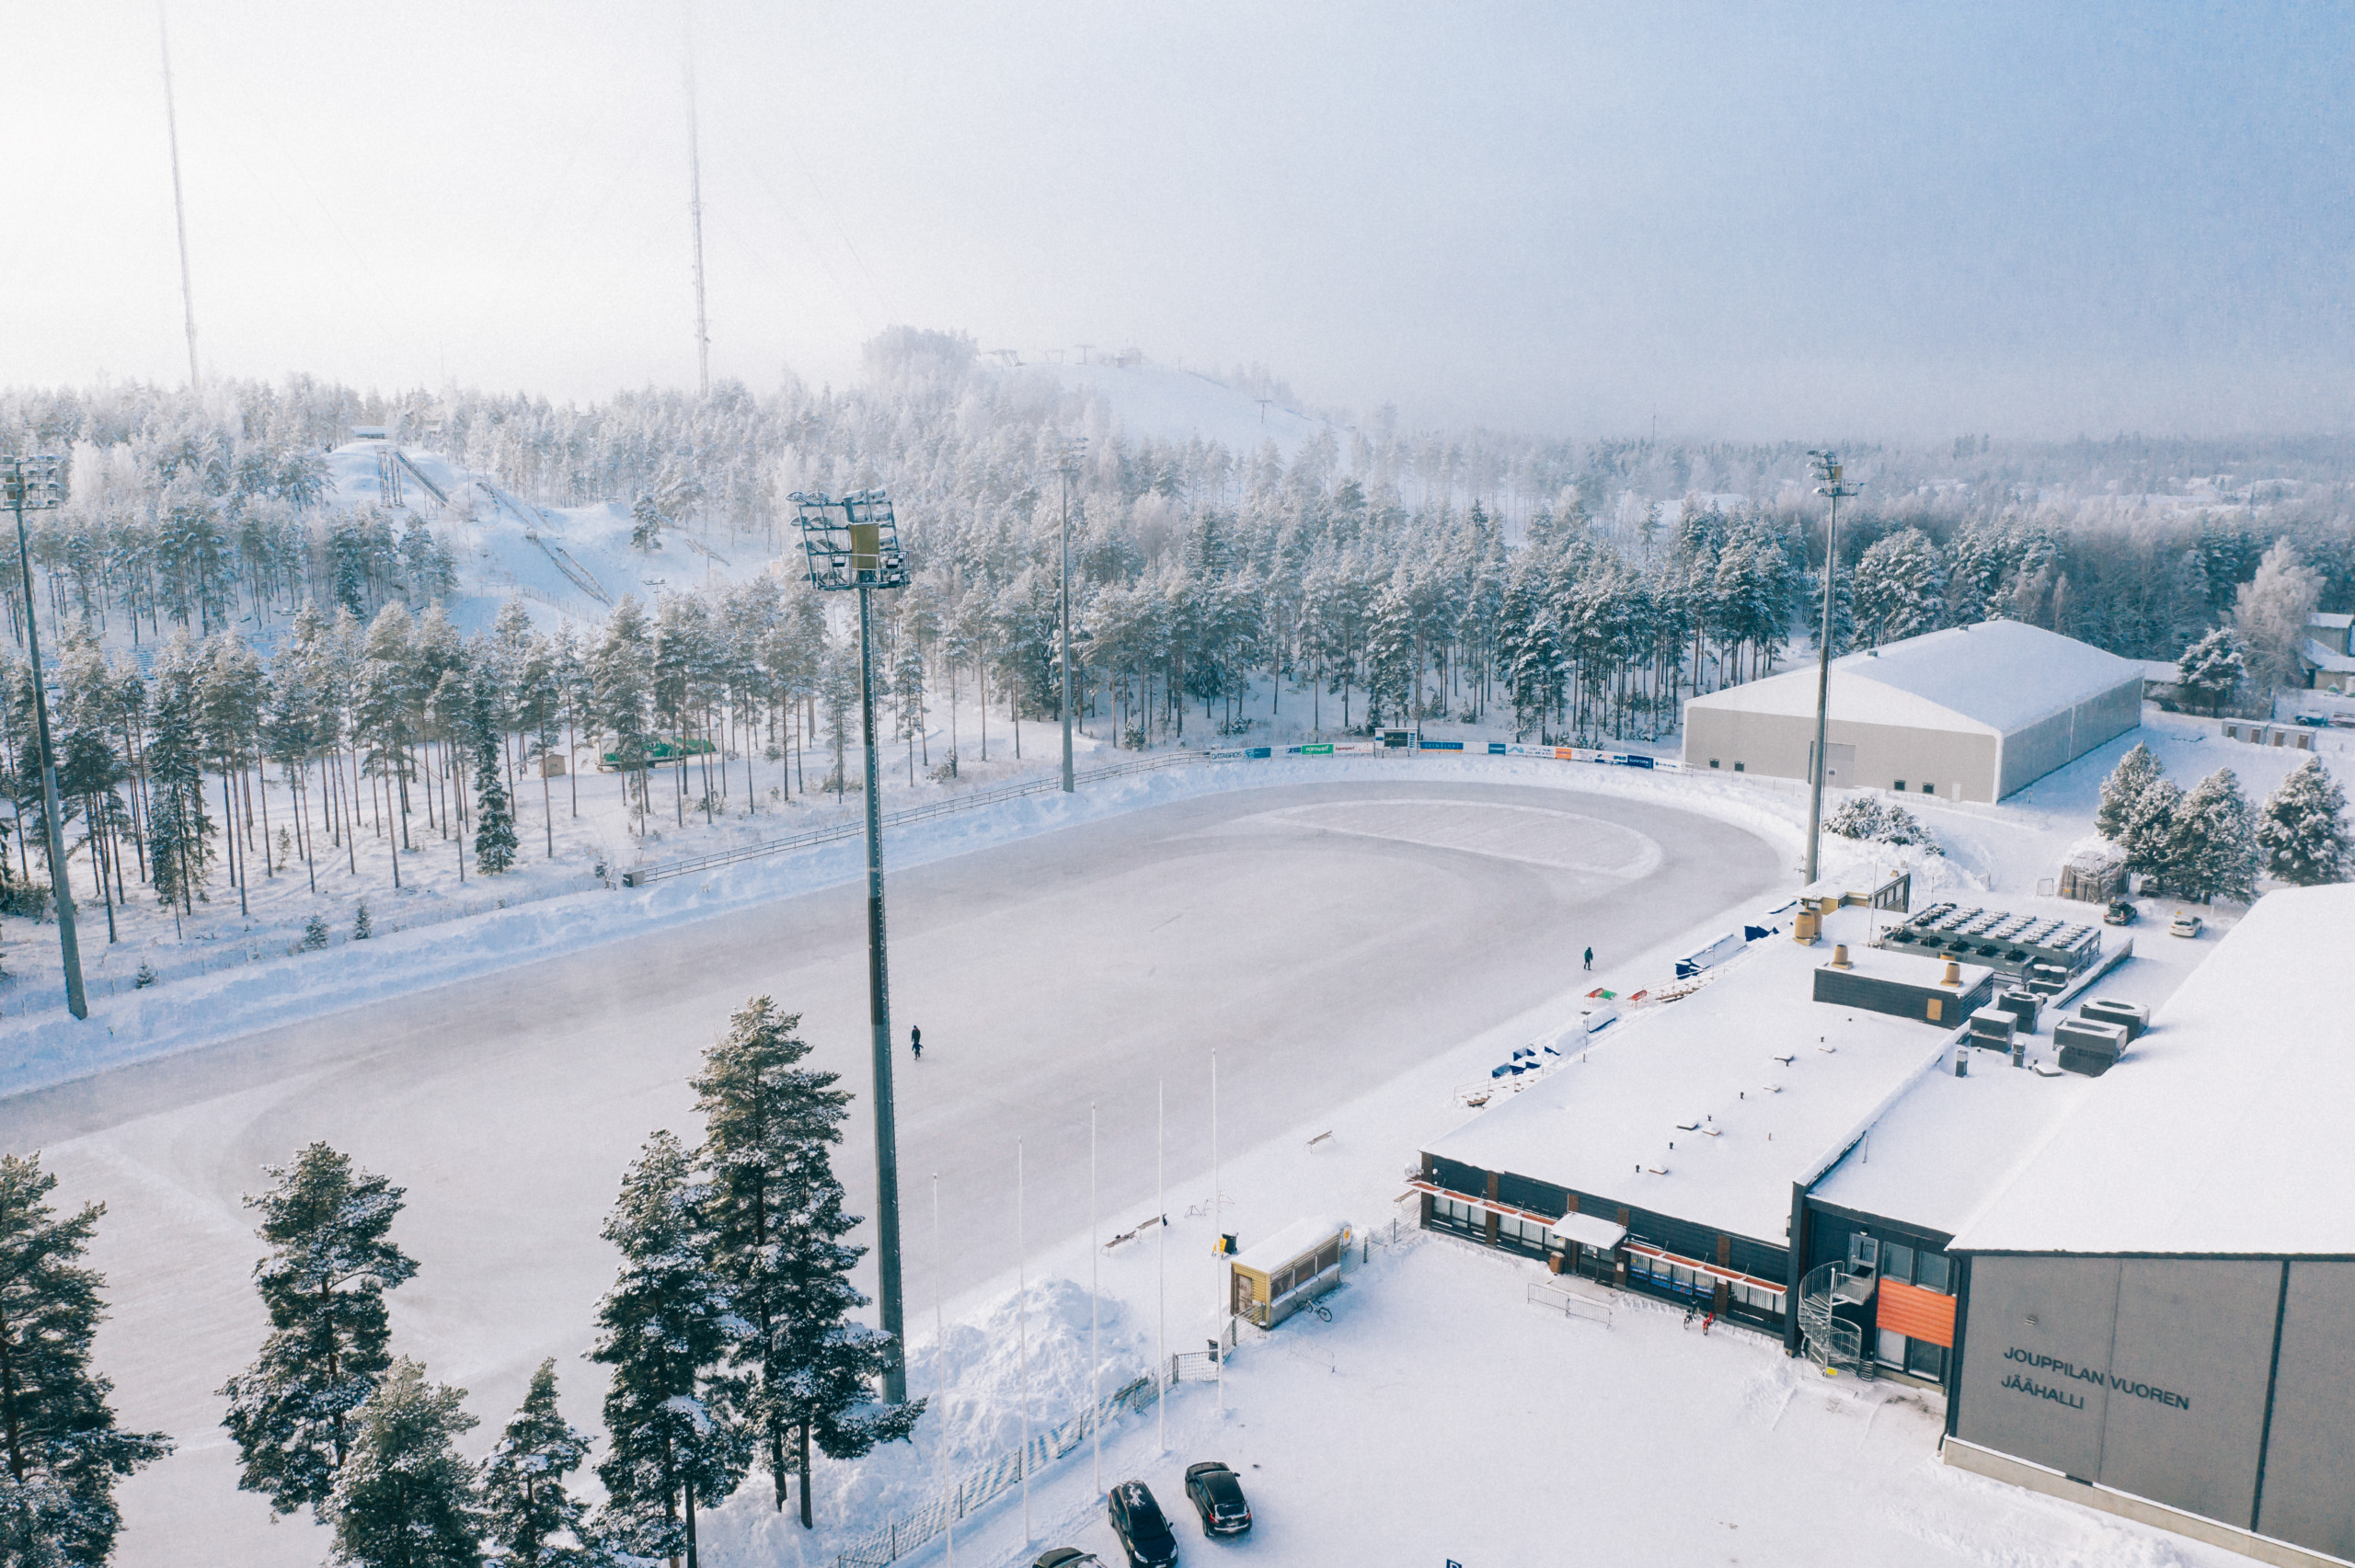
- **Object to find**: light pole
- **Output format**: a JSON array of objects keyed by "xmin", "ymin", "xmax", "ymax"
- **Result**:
[
  {"xmin": 1056, "ymin": 437, "xmax": 1086, "ymax": 792},
  {"xmin": 6, "ymin": 455, "xmax": 86, "ymax": 1020},
  {"xmin": 1803, "ymin": 450, "xmax": 1860, "ymax": 887},
  {"xmin": 793, "ymin": 487, "xmax": 913, "ymax": 1402}
]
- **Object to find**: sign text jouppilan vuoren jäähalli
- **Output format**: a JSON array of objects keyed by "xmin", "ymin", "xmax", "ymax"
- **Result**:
[{"xmin": 2000, "ymin": 1345, "xmax": 2192, "ymax": 1413}]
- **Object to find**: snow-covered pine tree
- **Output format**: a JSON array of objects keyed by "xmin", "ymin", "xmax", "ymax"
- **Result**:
[
  {"xmin": 2175, "ymin": 626, "xmax": 2246, "ymax": 715},
  {"xmin": 326, "ymin": 1359, "xmax": 482, "ymax": 1568},
  {"xmin": 2257, "ymin": 755, "xmax": 2351, "ymax": 886},
  {"xmin": 889, "ymin": 624, "xmax": 926, "ymax": 784},
  {"xmin": 304, "ymin": 913, "xmax": 331, "ymax": 950},
  {"xmin": 471, "ymin": 679, "xmax": 517, "ymax": 876},
  {"xmin": 1850, "ymin": 527, "xmax": 1947, "ymax": 647},
  {"xmin": 590, "ymin": 1132, "xmax": 747, "ymax": 1568},
  {"xmin": 692, "ymin": 998, "xmax": 922, "ymax": 1528},
  {"xmin": 220, "ymin": 1143, "xmax": 419, "ymax": 1517},
  {"xmin": 2094, "ymin": 742, "xmax": 2164, "ymax": 842},
  {"xmin": 2170, "ymin": 768, "xmax": 2259, "ymax": 903},
  {"xmin": 0, "ymin": 1154, "xmax": 172, "ymax": 1567},
  {"xmin": 481, "ymin": 1359, "xmax": 607, "ymax": 1568},
  {"xmin": 2232, "ymin": 537, "xmax": 2324, "ymax": 690},
  {"xmin": 2121, "ymin": 775, "xmax": 2186, "ymax": 888},
  {"xmin": 354, "ymin": 899, "xmax": 373, "ymax": 940}
]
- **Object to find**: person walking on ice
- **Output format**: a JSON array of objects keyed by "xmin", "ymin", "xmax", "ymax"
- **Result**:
[
  {"xmin": 910, "ymin": 1024, "xmax": 923, "ymax": 1061},
  {"xmin": 1583, "ymin": 945, "xmax": 1593, "ymax": 972}
]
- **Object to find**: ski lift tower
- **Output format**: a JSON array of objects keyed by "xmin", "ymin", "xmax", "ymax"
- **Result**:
[
  {"xmin": 6, "ymin": 455, "xmax": 86, "ymax": 1020},
  {"xmin": 793, "ymin": 487, "xmax": 913, "ymax": 1402}
]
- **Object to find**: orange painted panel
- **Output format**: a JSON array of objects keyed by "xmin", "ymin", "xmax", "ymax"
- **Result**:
[{"xmin": 1877, "ymin": 1277, "xmax": 1956, "ymax": 1347}]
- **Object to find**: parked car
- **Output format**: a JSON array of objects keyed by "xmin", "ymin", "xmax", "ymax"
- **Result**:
[
  {"xmin": 2294, "ymin": 714, "xmax": 2328, "ymax": 727},
  {"xmin": 1033, "ymin": 1551, "xmax": 1105, "ymax": 1568},
  {"xmin": 2169, "ymin": 910, "xmax": 2203, "ymax": 938},
  {"xmin": 1109, "ymin": 1481, "xmax": 1180, "ymax": 1567},
  {"xmin": 1183, "ymin": 1461, "xmax": 1253, "ymax": 1537},
  {"xmin": 2102, "ymin": 900, "xmax": 2137, "ymax": 926}
]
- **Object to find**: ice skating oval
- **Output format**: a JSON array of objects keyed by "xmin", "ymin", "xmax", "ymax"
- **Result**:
[{"xmin": 1206, "ymin": 796, "xmax": 1665, "ymax": 885}]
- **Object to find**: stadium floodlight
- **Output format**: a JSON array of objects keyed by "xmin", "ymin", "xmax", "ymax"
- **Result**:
[
  {"xmin": 5, "ymin": 454, "xmax": 87, "ymax": 1020},
  {"xmin": 1803, "ymin": 451, "xmax": 1862, "ymax": 887},
  {"xmin": 791, "ymin": 486, "xmax": 912, "ymax": 1403},
  {"xmin": 1055, "ymin": 437, "xmax": 1086, "ymax": 792}
]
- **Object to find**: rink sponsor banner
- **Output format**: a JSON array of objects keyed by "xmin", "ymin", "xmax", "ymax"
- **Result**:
[
  {"xmin": 1418, "ymin": 739, "xmax": 1465, "ymax": 750},
  {"xmin": 1285, "ymin": 743, "xmax": 1335, "ymax": 756},
  {"xmin": 1203, "ymin": 747, "xmax": 1249, "ymax": 761},
  {"xmin": 1245, "ymin": 747, "xmax": 1272, "ymax": 758}
]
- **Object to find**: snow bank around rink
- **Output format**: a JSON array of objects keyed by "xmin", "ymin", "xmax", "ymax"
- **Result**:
[
  {"xmin": 1, "ymin": 754, "xmax": 1816, "ymax": 1098},
  {"xmin": 702, "ymin": 1278, "xmax": 1152, "ymax": 1566}
]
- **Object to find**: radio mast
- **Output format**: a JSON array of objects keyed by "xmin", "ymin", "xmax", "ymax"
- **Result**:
[{"xmin": 158, "ymin": 3, "xmax": 200, "ymax": 390}]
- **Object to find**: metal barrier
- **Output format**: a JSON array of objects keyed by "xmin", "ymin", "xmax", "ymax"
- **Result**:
[
  {"xmin": 832, "ymin": 1371, "xmax": 1161, "ymax": 1568},
  {"xmin": 1527, "ymin": 1280, "xmax": 1614, "ymax": 1328}
]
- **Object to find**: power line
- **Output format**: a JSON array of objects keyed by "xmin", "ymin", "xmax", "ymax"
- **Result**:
[{"xmin": 157, "ymin": 1, "xmax": 200, "ymax": 391}]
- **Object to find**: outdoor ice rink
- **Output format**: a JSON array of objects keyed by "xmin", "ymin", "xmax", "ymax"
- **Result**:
[{"xmin": 0, "ymin": 777, "xmax": 1781, "ymax": 1566}]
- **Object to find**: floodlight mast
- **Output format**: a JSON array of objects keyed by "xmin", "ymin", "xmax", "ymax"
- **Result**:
[
  {"xmin": 793, "ymin": 488, "xmax": 912, "ymax": 1402},
  {"xmin": 1804, "ymin": 451, "xmax": 1861, "ymax": 887},
  {"xmin": 1056, "ymin": 437, "xmax": 1086, "ymax": 792},
  {"xmin": 6, "ymin": 456, "xmax": 87, "ymax": 1020}
]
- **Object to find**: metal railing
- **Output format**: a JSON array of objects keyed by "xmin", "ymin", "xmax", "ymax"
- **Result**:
[
  {"xmin": 1527, "ymin": 1280, "xmax": 1614, "ymax": 1328},
  {"xmin": 833, "ymin": 1371, "xmax": 1161, "ymax": 1568},
  {"xmin": 622, "ymin": 750, "xmax": 1206, "ymax": 886},
  {"xmin": 1797, "ymin": 1261, "xmax": 1875, "ymax": 1378}
]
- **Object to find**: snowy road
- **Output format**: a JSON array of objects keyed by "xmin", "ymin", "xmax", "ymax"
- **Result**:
[{"xmin": 0, "ymin": 777, "xmax": 1780, "ymax": 1565}]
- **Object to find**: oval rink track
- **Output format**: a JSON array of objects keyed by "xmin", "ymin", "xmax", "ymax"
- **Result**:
[{"xmin": 0, "ymin": 777, "xmax": 1780, "ymax": 1565}]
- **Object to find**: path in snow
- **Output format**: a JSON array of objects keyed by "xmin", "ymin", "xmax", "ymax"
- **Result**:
[{"xmin": 1, "ymin": 778, "xmax": 1779, "ymax": 1567}]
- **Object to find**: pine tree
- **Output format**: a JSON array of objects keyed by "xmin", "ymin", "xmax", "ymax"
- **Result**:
[
  {"xmin": 1850, "ymin": 527, "xmax": 1947, "ymax": 647},
  {"xmin": 2170, "ymin": 768, "xmax": 2259, "ymax": 903},
  {"xmin": 2257, "ymin": 756, "xmax": 2351, "ymax": 886},
  {"xmin": 481, "ymin": 1360, "xmax": 606, "ymax": 1568},
  {"xmin": 354, "ymin": 900, "xmax": 373, "ymax": 940},
  {"xmin": 472, "ymin": 679, "xmax": 517, "ymax": 876},
  {"xmin": 694, "ymin": 999, "xmax": 922, "ymax": 1528},
  {"xmin": 591, "ymin": 1132, "xmax": 747, "ymax": 1568},
  {"xmin": 221, "ymin": 1144, "xmax": 419, "ymax": 1517},
  {"xmin": 2176, "ymin": 626, "xmax": 2246, "ymax": 715},
  {"xmin": 0, "ymin": 1154, "xmax": 172, "ymax": 1568},
  {"xmin": 304, "ymin": 913, "xmax": 331, "ymax": 950},
  {"xmin": 2121, "ymin": 775, "xmax": 2186, "ymax": 888},
  {"xmin": 326, "ymin": 1359, "xmax": 482, "ymax": 1568},
  {"xmin": 2095, "ymin": 742, "xmax": 2164, "ymax": 842}
]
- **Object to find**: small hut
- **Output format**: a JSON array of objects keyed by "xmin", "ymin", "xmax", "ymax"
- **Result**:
[{"xmin": 1227, "ymin": 1218, "xmax": 1350, "ymax": 1328}]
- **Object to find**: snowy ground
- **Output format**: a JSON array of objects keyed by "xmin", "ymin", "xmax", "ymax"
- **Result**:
[{"xmin": 0, "ymin": 716, "xmax": 2285, "ymax": 1568}]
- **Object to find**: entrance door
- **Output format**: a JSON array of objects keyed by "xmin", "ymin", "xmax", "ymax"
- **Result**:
[{"xmin": 1809, "ymin": 741, "xmax": 1857, "ymax": 786}]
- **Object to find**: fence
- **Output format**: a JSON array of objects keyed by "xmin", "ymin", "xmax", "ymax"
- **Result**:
[
  {"xmin": 623, "ymin": 750, "xmax": 1204, "ymax": 885},
  {"xmin": 1527, "ymin": 1279, "xmax": 1614, "ymax": 1328},
  {"xmin": 833, "ymin": 1371, "xmax": 1162, "ymax": 1568}
]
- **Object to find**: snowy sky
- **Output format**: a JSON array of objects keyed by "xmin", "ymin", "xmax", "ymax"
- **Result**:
[{"xmin": 6, "ymin": 1, "xmax": 2349, "ymax": 439}]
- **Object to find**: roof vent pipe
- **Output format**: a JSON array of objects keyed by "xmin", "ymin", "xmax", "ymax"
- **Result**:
[
  {"xmin": 1943, "ymin": 960, "xmax": 1961, "ymax": 987},
  {"xmin": 1831, "ymin": 944, "xmax": 1851, "ymax": 969}
]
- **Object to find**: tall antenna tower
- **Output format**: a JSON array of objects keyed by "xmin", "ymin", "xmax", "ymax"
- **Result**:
[
  {"xmin": 158, "ymin": 2, "xmax": 200, "ymax": 390},
  {"xmin": 684, "ymin": 27, "xmax": 710, "ymax": 398}
]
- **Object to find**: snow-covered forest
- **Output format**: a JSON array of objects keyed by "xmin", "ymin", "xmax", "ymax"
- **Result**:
[{"xmin": 6, "ymin": 328, "xmax": 2355, "ymax": 979}]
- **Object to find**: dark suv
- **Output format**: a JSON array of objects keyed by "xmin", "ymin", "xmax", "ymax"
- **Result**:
[
  {"xmin": 1108, "ymin": 1480, "xmax": 1179, "ymax": 1566},
  {"xmin": 1183, "ymin": 1461, "xmax": 1252, "ymax": 1536}
]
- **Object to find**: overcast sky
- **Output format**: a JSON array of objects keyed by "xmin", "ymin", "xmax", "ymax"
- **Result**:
[{"xmin": 5, "ymin": 2, "xmax": 2348, "ymax": 439}]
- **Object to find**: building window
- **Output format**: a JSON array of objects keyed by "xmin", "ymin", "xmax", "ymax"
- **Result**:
[
  {"xmin": 1915, "ymin": 1249, "xmax": 1951, "ymax": 1294},
  {"xmin": 1710, "ymin": 759, "xmax": 1720, "ymax": 769},
  {"xmin": 1906, "ymin": 1338, "xmax": 1947, "ymax": 1380},
  {"xmin": 1920, "ymin": 782, "xmax": 1935, "ymax": 794},
  {"xmin": 1894, "ymin": 780, "xmax": 1906, "ymax": 792},
  {"xmin": 1884, "ymin": 1241, "xmax": 1915, "ymax": 1286},
  {"xmin": 1733, "ymin": 761, "xmax": 1745, "ymax": 773}
]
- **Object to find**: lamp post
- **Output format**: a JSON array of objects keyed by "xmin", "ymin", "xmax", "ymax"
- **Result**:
[
  {"xmin": 1056, "ymin": 437, "xmax": 1086, "ymax": 792},
  {"xmin": 793, "ymin": 487, "xmax": 913, "ymax": 1402},
  {"xmin": 1803, "ymin": 450, "xmax": 1860, "ymax": 887},
  {"xmin": 6, "ymin": 455, "xmax": 86, "ymax": 1020}
]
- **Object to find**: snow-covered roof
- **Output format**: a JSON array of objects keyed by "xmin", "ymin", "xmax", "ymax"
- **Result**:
[
  {"xmin": 1424, "ymin": 904, "xmax": 1961, "ymax": 1244},
  {"xmin": 1951, "ymin": 885, "xmax": 2355, "ymax": 1256},
  {"xmin": 1685, "ymin": 622, "xmax": 2142, "ymax": 738},
  {"xmin": 2300, "ymin": 637, "xmax": 2355, "ymax": 675},
  {"xmin": 1232, "ymin": 1217, "xmax": 1346, "ymax": 1274},
  {"xmin": 2309, "ymin": 612, "xmax": 2355, "ymax": 631}
]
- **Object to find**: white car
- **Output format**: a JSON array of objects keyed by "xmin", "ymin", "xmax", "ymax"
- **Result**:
[{"xmin": 2168, "ymin": 910, "xmax": 2203, "ymax": 939}]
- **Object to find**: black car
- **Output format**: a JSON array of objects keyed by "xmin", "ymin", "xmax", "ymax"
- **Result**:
[
  {"xmin": 1032, "ymin": 1551, "xmax": 1105, "ymax": 1568},
  {"xmin": 1108, "ymin": 1479, "xmax": 1180, "ymax": 1566},
  {"xmin": 2103, "ymin": 900, "xmax": 2137, "ymax": 926},
  {"xmin": 1183, "ymin": 1461, "xmax": 1253, "ymax": 1536}
]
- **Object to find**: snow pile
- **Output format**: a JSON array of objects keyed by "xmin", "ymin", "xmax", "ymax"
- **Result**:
[{"xmin": 700, "ymin": 1278, "xmax": 1150, "ymax": 1565}]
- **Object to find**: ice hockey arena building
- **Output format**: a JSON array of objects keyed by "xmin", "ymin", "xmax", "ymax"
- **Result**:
[
  {"xmin": 1682, "ymin": 620, "xmax": 2144, "ymax": 803},
  {"xmin": 1413, "ymin": 882, "xmax": 2354, "ymax": 1565}
]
